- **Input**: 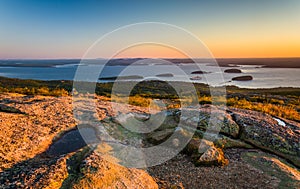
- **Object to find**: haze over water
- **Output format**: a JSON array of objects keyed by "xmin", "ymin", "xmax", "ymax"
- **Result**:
[{"xmin": 0, "ymin": 60, "xmax": 299, "ymax": 89}]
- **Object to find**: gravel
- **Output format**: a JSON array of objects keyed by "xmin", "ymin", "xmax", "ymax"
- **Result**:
[{"xmin": 147, "ymin": 149, "xmax": 279, "ymax": 189}]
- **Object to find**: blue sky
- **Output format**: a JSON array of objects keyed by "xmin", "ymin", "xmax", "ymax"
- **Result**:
[{"xmin": 0, "ymin": 0, "xmax": 299, "ymax": 58}]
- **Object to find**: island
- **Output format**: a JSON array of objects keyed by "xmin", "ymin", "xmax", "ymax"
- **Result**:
[
  {"xmin": 99, "ymin": 75, "xmax": 144, "ymax": 80},
  {"xmin": 232, "ymin": 75, "xmax": 253, "ymax": 81},
  {"xmin": 224, "ymin": 68, "xmax": 242, "ymax": 73},
  {"xmin": 155, "ymin": 73, "xmax": 174, "ymax": 77},
  {"xmin": 191, "ymin": 70, "xmax": 211, "ymax": 74}
]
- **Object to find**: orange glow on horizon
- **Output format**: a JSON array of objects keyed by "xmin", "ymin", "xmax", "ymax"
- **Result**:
[
  {"xmin": 113, "ymin": 44, "xmax": 190, "ymax": 59},
  {"xmin": 108, "ymin": 41, "xmax": 300, "ymax": 59},
  {"xmin": 208, "ymin": 41, "xmax": 300, "ymax": 58}
]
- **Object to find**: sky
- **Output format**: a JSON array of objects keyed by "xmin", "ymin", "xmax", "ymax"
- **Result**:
[{"xmin": 0, "ymin": 0, "xmax": 299, "ymax": 59}]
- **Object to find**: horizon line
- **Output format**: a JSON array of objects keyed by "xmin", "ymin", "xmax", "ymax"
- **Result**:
[{"xmin": 1, "ymin": 56, "xmax": 300, "ymax": 60}]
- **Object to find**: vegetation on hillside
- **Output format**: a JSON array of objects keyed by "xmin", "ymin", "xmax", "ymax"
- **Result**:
[{"xmin": 0, "ymin": 76, "xmax": 299, "ymax": 122}]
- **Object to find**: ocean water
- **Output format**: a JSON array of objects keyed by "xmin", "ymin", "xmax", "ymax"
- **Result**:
[{"xmin": 0, "ymin": 61, "xmax": 299, "ymax": 89}]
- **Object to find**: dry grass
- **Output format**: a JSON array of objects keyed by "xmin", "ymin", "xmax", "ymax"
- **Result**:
[
  {"xmin": 110, "ymin": 95, "xmax": 166, "ymax": 110},
  {"xmin": 227, "ymin": 97, "xmax": 300, "ymax": 122}
]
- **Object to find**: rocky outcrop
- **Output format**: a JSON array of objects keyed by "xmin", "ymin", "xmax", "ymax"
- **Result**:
[
  {"xmin": 197, "ymin": 106, "xmax": 240, "ymax": 138},
  {"xmin": 148, "ymin": 148, "xmax": 299, "ymax": 189},
  {"xmin": 0, "ymin": 147, "xmax": 158, "ymax": 189},
  {"xmin": 241, "ymin": 150, "xmax": 300, "ymax": 188},
  {"xmin": 143, "ymin": 105, "xmax": 299, "ymax": 168},
  {"xmin": 145, "ymin": 107, "xmax": 240, "ymax": 144},
  {"xmin": 0, "ymin": 153, "xmax": 70, "ymax": 188},
  {"xmin": 214, "ymin": 135, "xmax": 254, "ymax": 149},
  {"xmin": 0, "ymin": 104, "xmax": 25, "ymax": 114},
  {"xmin": 0, "ymin": 93, "xmax": 299, "ymax": 188},
  {"xmin": 0, "ymin": 94, "xmax": 158, "ymax": 188},
  {"xmin": 230, "ymin": 108, "xmax": 300, "ymax": 167},
  {"xmin": 0, "ymin": 94, "xmax": 77, "ymax": 171}
]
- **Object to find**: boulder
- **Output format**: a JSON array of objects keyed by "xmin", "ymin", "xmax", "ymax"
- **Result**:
[
  {"xmin": 147, "ymin": 129, "xmax": 174, "ymax": 144},
  {"xmin": 184, "ymin": 138, "xmax": 228, "ymax": 166},
  {"xmin": 197, "ymin": 106, "xmax": 240, "ymax": 138},
  {"xmin": 149, "ymin": 109, "xmax": 181, "ymax": 131},
  {"xmin": 196, "ymin": 144, "xmax": 228, "ymax": 166},
  {"xmin": 72, "ymin": 151, "xmax": 158, "ymax": 189}
]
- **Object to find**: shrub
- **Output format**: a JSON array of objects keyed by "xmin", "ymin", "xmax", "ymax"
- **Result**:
[
  {"xmin": 36, "ymin": 87, "xmax": 50, "ymax": 95},
  {"xmin": 227, "ymin": 97, "xmax": 300, "ymax": 122},
  {"xmin": 50, "ymin": 88, "xmax": 69, "ymax": 97}
]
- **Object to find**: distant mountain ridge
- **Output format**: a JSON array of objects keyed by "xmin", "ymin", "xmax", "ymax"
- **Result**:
[{"xmin": 0, "ymin": 57, "xmax": 300, "ymax": 68}]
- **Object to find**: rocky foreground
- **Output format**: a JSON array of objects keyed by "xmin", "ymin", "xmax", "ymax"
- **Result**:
[{"xmin": 0, "ymin": 93, "xmax": 299, "ymax": 188}]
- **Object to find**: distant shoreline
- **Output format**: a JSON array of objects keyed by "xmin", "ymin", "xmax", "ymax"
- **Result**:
[
  {"xmin": 1, "ymin": 76, "xmax": 300, "ymax": 96},
  {"xmin": 0, "ymin": 57, "xmax": 300, "ymax": 68}
]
